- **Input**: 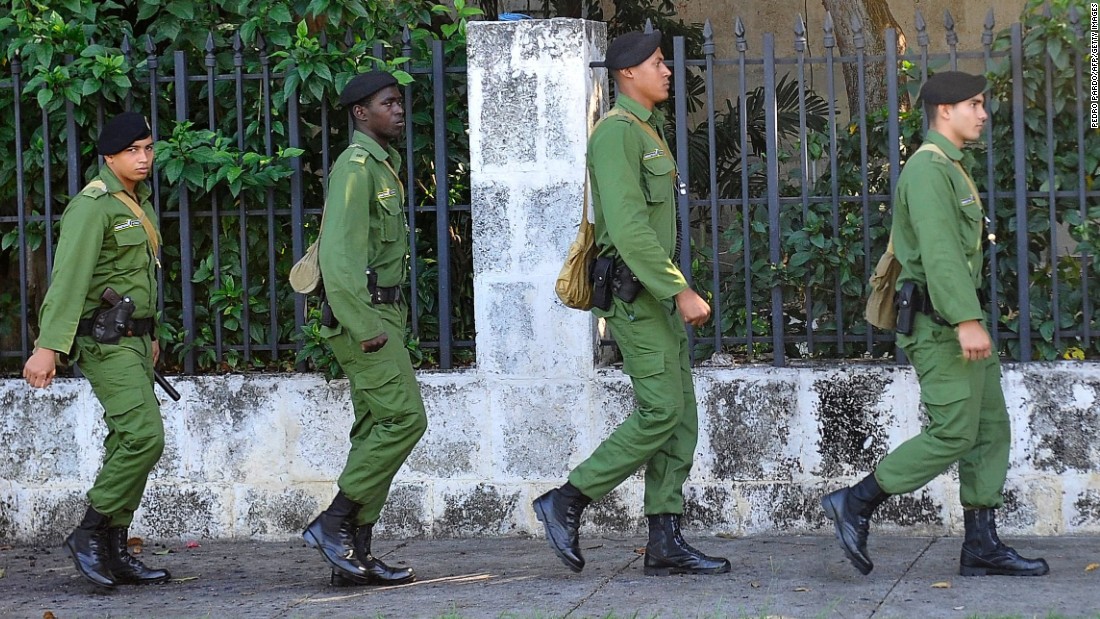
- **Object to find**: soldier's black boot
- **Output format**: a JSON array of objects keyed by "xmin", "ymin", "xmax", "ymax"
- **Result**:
[
  {"xmin": 821, "ymin": 473, "xmax": 890, "ymax": 575},
  {"xmin": 105, "ymin": 527, "xmax": 171, "ymax": 584},
  {"xmin": 302, "ymin": 491, "xmax": 372, "ymax": 581},
  {"xmin": 532, "ymin": 484, "xmax": 590, "ymax": 572},
  {"xmin": 643, "ymin": 514, "xmax": 731, "ymax": 576},
  {"xmin": 62, "ymin": 506, "xmax": 117, "ymax": 588},
  {"xmin": 959, "ymin": 508, "xmax": 1049, "ymax": 577},
  {"xmin": 330, "ymin": 523, "xmax": 416, "ymax": 586}
]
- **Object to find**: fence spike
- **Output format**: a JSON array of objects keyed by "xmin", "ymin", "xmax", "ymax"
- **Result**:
[
  {"xmin": 1069, "ymin": 4, "xmax": 1082, "ymax": 36},
  {"xmin": 257, "ymin": 31, "xmax": 267, "ymax": 52},
  {"xmin": 794, "ymin": 15, "xmax": 806, "ymax": 52},
  {"xmin": 345, "ymin": 27, "xmax": 354, "ymax": 48},
  {"xmin": 1042, "ymin": 1, "xmax": 1052, "ymax": 19},
  {"xmin": 734, "ymin": 16, "xmax": 747, "ymax": 51},
  {"xmin": 145, "ymin": 35, "xmax": 156, "ymax": 55},
  {"xmin": 121, "ymin": 34, "xmax": 132, "ymax": 55},
  {"xmin": 851, "ymin": 13, "xmax": 865, "ymax": 49},
  {"xmin": 982, "ymin": 9, "xmax": 995, "ymax": 46},
  {"xmin": 944, "ymin": 9, "xmax": 958, "ymax": 47},
  {"xmin": 644, "ymin": 18, "xmax": 654, "ymax": 33},
  {"xmin": 402, "ymin": 25, "xmax": 412, "ymax": 49},
  {"xmin": 11, "ymin": 50, "xmax": 20, "ymax": 74},
  {"xmin": 233, "ymin": 30, "xmax": 242, "ymax": 52},
  {"xmin": 319, "ymin": 30, "xmax": 328, "ymax": 47},
  {"xmin": 823, "ymin": 11, "xmax": 835, "ymax": 49},
  {"xmin": 915, "ymin": 9, "xmax": 929, "ymax": 47},
  {"xmin": 205, "ymin": 32, "xmax": 215, "ymax": 53},
  {"xmin": 703, "ymin": 19, "xmax": 715, "ymax": 55}
]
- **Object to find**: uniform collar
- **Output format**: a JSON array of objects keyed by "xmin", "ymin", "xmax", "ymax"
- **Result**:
[
  {"xmin": 924, "ymin": 130, "xmax": 964, "ymax": 161},
  {"xmin": 615, "ymin": 94, "xmax": 657, "ymax": 124},
  {"xmin": 352, "ymin": 130, "xmax": 400, "ymax": 167},
  {"xmin": 99, "ymin": 165, "xmax": 150, "ymax": 201}
]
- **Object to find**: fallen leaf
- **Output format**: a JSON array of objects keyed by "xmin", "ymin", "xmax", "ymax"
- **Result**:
[
  {"xmin": 1086, "ymin": 563, "xmax": 1099, "ymax": 572},
  {"xmin": 0, "ymin": 545, "xmax": 12, "ymax": 551},
  {"xmin": 153, "ymin": 549, "xmax": 172, "ymax": 556},
  {"xmin": 128, "ymin": 537, "xmax": 144, "ymax": 555},
  {"xmin": 43, "ymin": 613, "xmax": 56, "ymax": 619},
  {"xmin": 749, "ymin": 580, "xmax": 761, "ymax": 589},
  {"xmin": 0, "ymin": 568, "xmax": 5, "ymax": 579},
  {"xmin": 716, "ymin": 532, "xmax": 740, "ymax": 540},
  {"xmin": 931, "ymin": 581, "xmax": 952, "ymax": 589},
  {"xmin": 953, "ymin": 607, "xmax": 965, "ymax": 611},
  {"xmin": 173, "ymin": 576, "xmax": 199, "ymax": 582},
  {"xmin": 633, "ymin": 547, "xmax": 646, "ymax": 555},
  {"xmin": 793, "ymin": 586, "xmax": 811, "ymax": 592},
  {"xmin": 185, "ymin": 541, "xmax": 200, "ymax": 549}
]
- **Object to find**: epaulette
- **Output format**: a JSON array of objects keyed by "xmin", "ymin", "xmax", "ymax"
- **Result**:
[
  {"xmin": 349, "ymin": 149, "xmax": 369, "ymax": 165},
  {"xmin": 80, "ymin": 180, "xmax": 109, "ymax": 199},
  {"xmin": 926, "ymin": 151, "xmax": 950, "ymax": 166}
]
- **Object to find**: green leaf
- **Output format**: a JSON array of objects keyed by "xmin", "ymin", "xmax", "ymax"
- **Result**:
[
  {"xmin": 165, "ymin": 158, "xmax": 185, "ymax": 184},
  {"xmin": 137, "ymin": 0, "xmax": 160, "ymax": 20},
  {"xmin": 36, "ymin": 88, "xmax": 54, "ymax": 109},
  {"xmin": 269, "ymin": 4, "xmax": 292, "ymax": 23},
  {"xmin": 165, "ymin": 0, "xmax": 194, "ymax": 20},
  {"xmin": 81, "ymin": 79, "xmax": 98, "ymax": 96}
]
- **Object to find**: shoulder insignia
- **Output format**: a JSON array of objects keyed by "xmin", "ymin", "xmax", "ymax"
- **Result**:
[
  {"xmin": 349, "ymin": 150, "xmax": 369, "ymax": 165},
  {"xmin": 927, "ymin": 151, "xmax": 950, "ymax": 165},
  {"xmin": 80, "ymin": 180, "xmax": 109, "ymax": 199}
]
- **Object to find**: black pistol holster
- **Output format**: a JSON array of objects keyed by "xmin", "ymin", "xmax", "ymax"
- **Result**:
[
  {"xmin": 77, "ymin": 288, "xmax": 152, "ymax": 344},
  {"xmin": 319, "ymin": 288, "xmax": 339, "ymax": 328},
  {"xmin": 590, "ymin": 256, "xmax": 644, "ymax": 312},
  {"xmin": 365, "ymin": 267, "xmax": 402, "ymax": 305},
  {"xmin": 895, "ymin": 281, "xmax": 917, "ymax": 336}
]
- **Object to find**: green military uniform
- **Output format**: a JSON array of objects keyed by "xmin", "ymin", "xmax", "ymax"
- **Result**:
[
  {"xmin": 37, "ymin": 166, "xmax": 164, "ymax": 528},
  {"xmin": 873, "ymin": 129, "xmax": 1009, "ymax": 509},
  {"xmin": 567, "ymin": 94, "xmax": 696, "ymax": 515},
  {"xmin": 318, "ymin": 130, "xmax": 427, "ymax": 526}
]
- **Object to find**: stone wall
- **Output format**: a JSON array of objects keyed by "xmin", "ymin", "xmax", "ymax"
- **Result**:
[{"xmin": 0, "ymin": 19, "xmax": 1096, "ymax": 544}]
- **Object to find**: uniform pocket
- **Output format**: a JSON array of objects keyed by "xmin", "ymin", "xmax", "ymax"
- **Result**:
[
  {"xmin": 100, "ymin": 388, "xmax": 146, "ymax": 418},
  {"xmin": 622, "ymin": 350, "xmax": 664, "ymax": 379},
  {"xmin": 921, "ymin": 378, "xmax": 971, "ymax": 406},
  {"xmin": 641, "ymin": 156, "xmax": 675, "ymax": 205},
  {"xmin": 374, "ymin": 192, "xmax": 403, "ymax": 243},
  {"xmin": 114, "ymin": 226, "xmax": 149, "ymax": 270},
  {"xmin": 353, "ymin": 357, "xmax": 401, "ymax": 390}
]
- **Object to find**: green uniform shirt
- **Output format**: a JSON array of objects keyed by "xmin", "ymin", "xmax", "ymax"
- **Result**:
[
  {"xmin": 36, "ymin": 166, "xmax": 159, "ymax": 354},
  {"xmin": 588, "ymin": 95, "xmax": 688, "ymax": 302},
  {"xmin": 319, "ymin": 130, "xmax": 408, "ymax": 343},
  {"xmin": 892, "ymin": 130, "xmax": 984, "ymax": 326}
]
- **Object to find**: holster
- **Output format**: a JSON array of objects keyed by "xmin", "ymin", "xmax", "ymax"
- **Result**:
[
  {"xmin": 895, "ymin": 281, "xmax": 917, "ymax": 336},
  {"xmin": 319, "ymin": 289, "xmax": 339, "ymax": 328},
  {"xmin": 590, "ymin": 256, "xmax": 614, "ymax": 311},
  {"xmin": 611, "ymin": 261, "xmax": 642, "ymax": 303},
  {"xmin": 365, "ymin": 267, "xmax": 402, "ymax": 305}
]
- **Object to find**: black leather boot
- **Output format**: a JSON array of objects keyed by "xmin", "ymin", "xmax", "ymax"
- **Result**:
[
  {"xmin": 302, "ymin": 492, "xmax": 372, "ymax": 581},
  {"xmin": 532, "ymin": 485, "xmax": 589, "ymax": 572},
  {"xmin": 62, "ymin": 506, "xmax": 117, "ymax": 588},
  {"xmin": 644, "ymin": 514, "xmax": 731, "ymax": 576},
  {"xmin": 821, "ymin": 473, "xmax": 890, "ymax": 575},
  {"xmin": 105, "ymin": 527, "xmax": 171, "ymax": 584},
  {"xmin": 959, "ymin": 508, "xmax": 1049, "ymax": 577},
  {"xmin": 329, "ymin": 524, "xmax": 416, "ymax": 586}
]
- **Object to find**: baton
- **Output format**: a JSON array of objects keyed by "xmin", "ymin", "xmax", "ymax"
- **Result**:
[{"xmin": 154, "ymin": 370, "xmax": 181, "ymax": 402}]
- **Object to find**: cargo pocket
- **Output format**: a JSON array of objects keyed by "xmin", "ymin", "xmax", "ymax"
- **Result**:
[
  {"xmin": 353, "ymin": 358, "xmax": 401, "ymax": 390},
  {"xmin": 921, "ymin": 379, "xmax": 971, "ymax": 407},
  {"xmin": 101, "ymin": 388, "xmax": 146, "ymax": 418},
  {"xmin": 622, "ymin": 350, "xmax": 664, "ymax": 379}
]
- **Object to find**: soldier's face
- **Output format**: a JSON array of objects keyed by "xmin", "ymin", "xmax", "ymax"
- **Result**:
[
  {"xmin": 623, "ymin": 48, "xmax": 672, "ymax": 106},
  {"xmin": 942, "ymin": 94, "xmax": 988, "ymax": 143},
  {"xmin": 355, "ymin": 86, "xmax": 406, "ymax": 143},
  {"xmin": 104, "ymin": 137, "xmax": 155, "ymax": 185}
]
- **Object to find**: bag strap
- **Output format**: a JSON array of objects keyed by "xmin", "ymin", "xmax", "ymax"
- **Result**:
[{"xmin": 85, "ymin": 180, "xmax": 161, "ymax": 267}]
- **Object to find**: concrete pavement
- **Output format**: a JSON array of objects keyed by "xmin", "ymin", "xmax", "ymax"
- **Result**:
[{"xmin": 1, "ymin": 534, "xmax": 1098, "ymax": 618}]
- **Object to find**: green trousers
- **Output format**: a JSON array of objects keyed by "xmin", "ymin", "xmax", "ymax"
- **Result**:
[
  {"xmin": 570, "ymin": 291, "xmax": 698, "ymax": 515},
  {"xmin": 326, "ymin": 302, "xmax": 427, "ymax": 525},
  {"xmin": 76, "ymin": 335, "xmax": 165, "ymax": 528},
  {"xmin": 875, "ymin": 314, "xmax": 1010, "ymax": 508}
]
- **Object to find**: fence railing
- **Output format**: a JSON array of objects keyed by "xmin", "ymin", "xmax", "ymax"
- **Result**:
[
  {"xmin": 0, "ymin": 29, "xmax": 473, "ymax": 373},
  {"xmin": 650, "ymin": 6, "xmax": 1098, "ymax": 366}
]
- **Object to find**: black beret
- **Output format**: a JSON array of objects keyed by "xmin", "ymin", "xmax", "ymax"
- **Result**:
[
  {"xmin": 918, "ymin": 71, "xmax": 987, "ymax": 105},
  {"xmin": 97, "ymin": 112, "xmax": 151, "ymax": 156},
  {"xmin": 605, "ymin": 30, "xmax": 662, "ymax": 70},
  {"xmin": 339, "ymin": 70, "xmax": 399, "ymax": 107}
]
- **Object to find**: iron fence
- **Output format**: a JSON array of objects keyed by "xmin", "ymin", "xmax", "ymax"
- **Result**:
[
  {"xmin": 648, "ymin": 7, "xmax": 1099, "ymax": 366},
  {"xmin": 0, "ymin": 30, "xmax": 472, "ymax": 373}
]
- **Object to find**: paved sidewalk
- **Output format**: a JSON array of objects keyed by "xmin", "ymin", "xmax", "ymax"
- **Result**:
[{"xmin": 1, "ymin": 535, "xmax": 1098, "ymax": 618}]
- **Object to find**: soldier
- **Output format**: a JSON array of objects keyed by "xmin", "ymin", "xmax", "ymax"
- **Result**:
[
  {"xmin": 301, "ymin": 70, "xmax": 426, "ymax": 587},
  {"xmin": 23, "ymin": 112, "xmax": 170, "ymax": 588},
  {"xmin": 532, "ymin": 31, "xmax": 730, "ymax": 576},
  {"xmin": 821, "ymin": 71, "xmax": 1049, "ymax": 577}
]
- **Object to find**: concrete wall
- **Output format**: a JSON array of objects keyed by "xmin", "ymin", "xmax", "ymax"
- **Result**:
[{"xmin": 1, "ymin": 18, "xmax": 1097, "ymax": 544}]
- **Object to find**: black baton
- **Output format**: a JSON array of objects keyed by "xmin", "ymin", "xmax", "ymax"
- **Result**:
[{"xmin": 154, "ymin": 370, "xmax": 181, "ymax": 402}]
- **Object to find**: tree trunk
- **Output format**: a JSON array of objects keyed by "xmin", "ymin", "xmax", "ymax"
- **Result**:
[{"xmin": 822, "ymin": 0, "xmax": 907, "ymax": 117}]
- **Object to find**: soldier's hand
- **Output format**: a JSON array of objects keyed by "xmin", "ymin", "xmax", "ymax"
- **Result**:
[
  {"xmin": 956, "ymin": 320, "xmax": 992, "ymax": 361},
  {"xmin": 674, "ymin": 288, "xmax": 711, "ymax": 327},
  {"xmin": 361, "ymin": 333, "xmax": 389, "ymax": 353},
  {"xmin": 152, "ymin": 340, "xmax": 160, "ymax": 366},
  {"xmin": 23, "ymin": 348, "xmax": 58, "ymax": 389}
]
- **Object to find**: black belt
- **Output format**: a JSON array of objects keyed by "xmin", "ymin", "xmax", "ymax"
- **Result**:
[
  {"xmin": 76, "ymin": 316, "xmax": 155, "ymax": 337},
  {"xmin": 370, "ymin": 285, "xmax": 402, "ymax": 305},
  {"xmin": 910, "ymin": 286, "xmax": 984, "ymax": 326}
]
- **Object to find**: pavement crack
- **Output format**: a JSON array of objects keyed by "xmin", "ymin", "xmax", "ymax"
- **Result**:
[
  {"xmin": 868, "ymin": 536, "xmax": 937, "ymax": 619},
  {"xmin": 564, "ymin": 551, "xmax": 644, "ymax": 618}
]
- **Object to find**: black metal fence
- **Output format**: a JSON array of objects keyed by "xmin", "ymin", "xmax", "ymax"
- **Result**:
[
  {"xmin": 655, "ymin": 7, "xmax": 1099, "ymax": 366},
  {"xmin": 0, "ymin": 30, "xmax": 472, "ymax": 373}
]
